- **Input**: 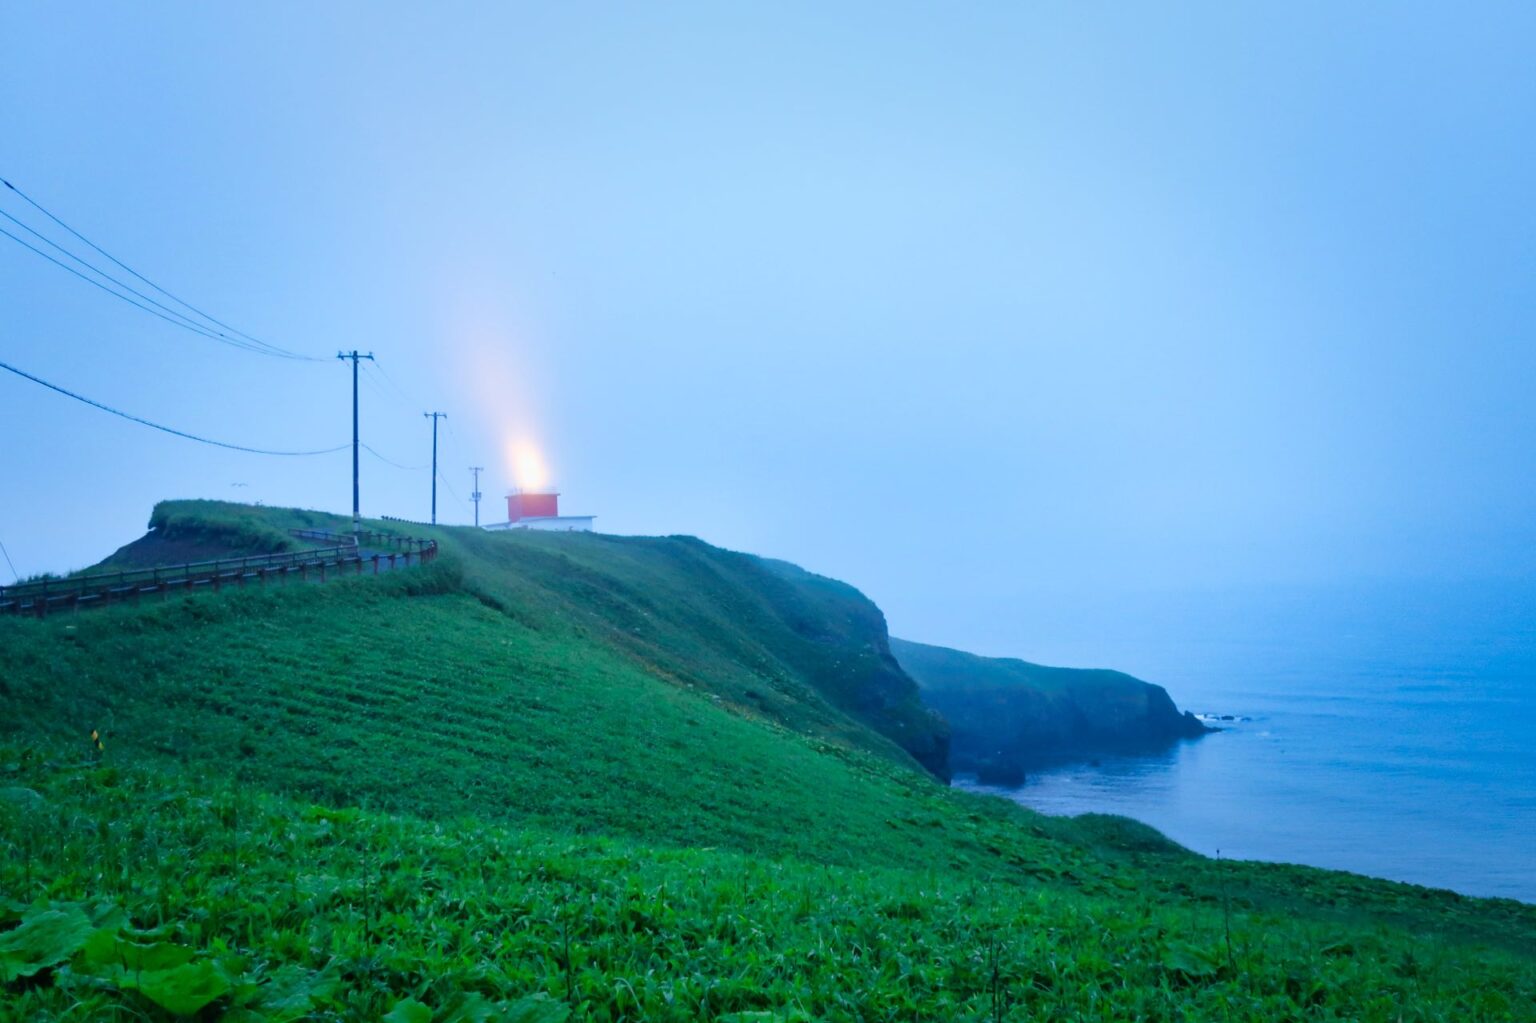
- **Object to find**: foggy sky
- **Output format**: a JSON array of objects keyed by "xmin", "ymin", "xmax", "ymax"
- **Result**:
[{"xmin": 3, "ymin": 3, "xmax": 1534, "ymax": 668}]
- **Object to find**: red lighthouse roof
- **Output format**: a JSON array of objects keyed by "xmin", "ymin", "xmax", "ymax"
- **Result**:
[{"xmin": 507, "ymin": 490, "xmax": 560, "ymax": 522}]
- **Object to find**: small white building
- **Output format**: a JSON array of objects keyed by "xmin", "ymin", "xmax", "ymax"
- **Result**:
[{"xmin": 482, "ymin": 490, "xmax": 595, "ymax": 532}]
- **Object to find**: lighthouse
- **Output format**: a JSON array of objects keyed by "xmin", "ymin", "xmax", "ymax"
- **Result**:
[{"xmin": 483, "ymin": 489, "xmax": 595, "ymax": 532}]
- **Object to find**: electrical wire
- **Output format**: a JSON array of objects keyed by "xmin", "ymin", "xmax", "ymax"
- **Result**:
[
  {"xmin": 0, "ymin": 357, "xmax": 349, "ymax": 456},
  {"xmin": 357, "ymin": 364, "xmax": 393, "ymax": 404},
  {"xmin": 423, "ymin": 412, "xmax": 467, "ymax": 503},
  {"xmin": 435, "ymin": 469, "xmax": 465, "ymax": 503},
  {"xmin": 360, "ymin": 362, "xmax": 466, "ymax": 479},
  {"xmin": 360, "ymin": 442, "xmax": 429, "ymax": 471},
  {"xmin": 0, "ymin": 175, "xmax": 322, "ymax": 361},
  {"xmin": 0, "ymin": 211, "xmax": 285, "ymax": 358},
  {"xmin": 0, "ymin": 224, "xmax": 280, "ymax": 354},
  {"xmin": 367, "ymin": 359, "xmax": 423, "ymax": 405},
  {"xmin": 0, "ymin": 539, "xmax": 18, "ymax": 584},
  {"xmin": 361, "ymin": 363, "xmax": 481, "ymax": 499}
]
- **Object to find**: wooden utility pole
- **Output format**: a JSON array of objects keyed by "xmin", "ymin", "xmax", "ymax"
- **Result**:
[
  {"xmin": 337, "ymin": 350, "xmax": 374, "ymax": 534},
  {"xmin": 469, "ymin": 466, "xmax": 484, "ymax": 527},
  {"xmin": 424, "ymin": 412, "xmax": 447, "ymax": 524}
]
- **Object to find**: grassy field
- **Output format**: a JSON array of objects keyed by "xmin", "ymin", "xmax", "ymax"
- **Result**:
[
  {"xmin": 2, "ymin": 500, "xmax": 1533, "ymax": 1020},
  {"xmin": 2, "ymin": 750, "xmax": 1531, "ymax": 1022}
]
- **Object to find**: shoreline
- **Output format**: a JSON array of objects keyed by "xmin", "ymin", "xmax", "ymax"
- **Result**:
[{"xmin": 957, "ymin": 714, "xmax": 1535, "ymax": 905}]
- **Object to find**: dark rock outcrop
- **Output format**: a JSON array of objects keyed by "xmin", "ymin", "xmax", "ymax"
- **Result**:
[{"xmin": 891, "ymin": 637, "xmax": 1209, "ymax": 784}]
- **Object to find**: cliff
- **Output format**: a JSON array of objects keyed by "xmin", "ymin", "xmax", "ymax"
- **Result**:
[{"xmin": 891, "ymin": 637, "xmax": 1209, "ymax": 784}]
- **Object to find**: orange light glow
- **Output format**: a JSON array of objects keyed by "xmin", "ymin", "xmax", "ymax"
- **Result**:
[
  {"xmin": 436, "ymin": 288, "xmax": 555, "ymax": 499},
  {"xmin": 507, "ymin": 439, "xmax": 550, "ymax": 492}
]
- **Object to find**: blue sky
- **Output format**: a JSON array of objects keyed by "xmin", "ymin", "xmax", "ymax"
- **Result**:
[{"xmin": 3, "ymin": 3, "xmax": 1534, "ymax": 663}]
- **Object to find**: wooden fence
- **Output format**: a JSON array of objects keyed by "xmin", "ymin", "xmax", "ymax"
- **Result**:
[
  {"xmin": 0, "ymin": 528, "xmax": 438, "ymax": 618},
  {"xmin": 287, "ymin": 527, "xmax": 435, "ymax": 554}
]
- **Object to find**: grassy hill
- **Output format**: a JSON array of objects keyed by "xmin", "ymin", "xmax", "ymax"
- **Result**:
[
  {"xmin": 892, "ymin": 638, "xmax": 1209, "ymax": 784},
  {"xmin": 1, "ymin": 500, "xmax": 1532, "ymax": 1020},
  {"xmin": 75, "ymin": 501, "xmax": 336, "ymax": 574}
]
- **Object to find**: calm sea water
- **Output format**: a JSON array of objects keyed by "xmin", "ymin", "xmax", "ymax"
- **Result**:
[{"xmin": 960, "ymin": 580, "xmax": 1536, "ymax": 903}]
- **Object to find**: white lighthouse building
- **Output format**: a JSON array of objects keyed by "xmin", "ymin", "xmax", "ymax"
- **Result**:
[{"xmin": 482, "ymin": 489, "xmax": 595, "ymax": 532}]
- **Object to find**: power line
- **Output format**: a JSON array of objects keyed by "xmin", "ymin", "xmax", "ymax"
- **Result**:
[
  {"xmin": 1, "ymin": 175, "xmax": 320, "ymax": 360},
  {"xmin": 435, "ymin": 469, "xmax": 465, "ymax": 503},
  {"xmin": 0, "ymin": 539, "xmax": 18, "ymax": 584},
  {"xmin": 0, "ymin": 223, "xmax": 279, "ymax": 355},
  {"xmin": 0, "ymin": 212, "xmax": 285, "ymax": 358},
  {"xmin": 360, "ymin": 363, "xmax": 479, "ymax": 504},
  {"xmin": 353, "ymin": 359, "xmax": 482, "ymax": 517},
  {"xmin": 0, "ymin": 357, "xmax": 349, "ymax": 456},
  {"xmin": 364, "ymin": 359, "xmax": 418, "ymax": 404},
  {"xmin": 357, "ymin": 363, "xmax": 393, "ymax": 403},
  {"xmin": 361, "ymin": 442, "xmax": 429, "ymax": 471}
]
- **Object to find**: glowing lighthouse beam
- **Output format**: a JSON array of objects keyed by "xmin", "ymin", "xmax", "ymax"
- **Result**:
[{"xmin": 507, "ymin": 439, "xmax": 550, "ymax": 492}]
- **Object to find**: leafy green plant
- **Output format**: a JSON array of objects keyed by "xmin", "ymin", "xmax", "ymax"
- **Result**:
[
  {"xmin": 0, "ymin": 750, "xmax": 1530, "ymax": 1021},
  {"xmin": 0, "ymin": 904, "xmax": 93, "ymax": 983}
]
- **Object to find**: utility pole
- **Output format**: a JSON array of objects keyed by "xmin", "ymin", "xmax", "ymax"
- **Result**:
[
  {"xmin": 469, "ymin": 466, "xmax": 484, "ymax": 527},
  {"xmin": 424, "ymin": 412, "xmax": 447, "ymax": 524},
  {"xmin": 337, "ymin": 350, "xmax": 374, "ymax": 534}
]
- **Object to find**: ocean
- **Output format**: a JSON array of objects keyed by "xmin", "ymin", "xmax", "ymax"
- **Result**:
[{"xmin": 958, "ymin": 579, "xmax": 1536, "ymax": 903}]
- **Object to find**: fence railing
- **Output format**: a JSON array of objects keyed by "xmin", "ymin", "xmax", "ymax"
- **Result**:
[
  {"xmin": 0, "ymin": 528, "xmax": 437, "ymax": 618},
  {"xmin": 289, "ymin": 527, "xmax": 434, "ymax": 553}
]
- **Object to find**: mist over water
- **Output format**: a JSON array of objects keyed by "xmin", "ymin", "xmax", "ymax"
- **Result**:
[{"xmin": 956, "ymin": 579, "xmax": 1536, "ymax": 903}]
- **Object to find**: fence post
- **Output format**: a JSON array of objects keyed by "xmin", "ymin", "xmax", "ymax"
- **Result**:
[
  {"xmin": 372, "ymin": 554, "xmax": 380, "ymax": 575},
  {"xmin": 319, "ymin": 563, "xmax": 326, "ymax": 584}
]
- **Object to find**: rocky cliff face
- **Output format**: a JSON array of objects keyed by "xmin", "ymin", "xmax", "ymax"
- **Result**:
[{"xmin": 890, "ymin": 638, "xmax": 1208, "ymax": 785}]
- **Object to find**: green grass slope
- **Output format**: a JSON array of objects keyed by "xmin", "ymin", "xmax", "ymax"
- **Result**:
[
  {"xmin": 443, "ymin": 522, "xmax": 949, "ymax": 778},
  {"xmin": 49, "ymin": 499, "xmax": 949, "ymax": 780},
  {"xmin": 892, "ymin": 637, "xmax": 1209, "ymax": 784},
  {"xmin": 2, "ymin": 574, "xmax": 958, "ymax": 869},
  {"xmin": 1, "ymin": 501, "xmax": 964, "ymax": 865},
  {"xmin": 3, "ymin": 751, "xmax": 1531, "ymax": 1021},
  {"xmin": 85, "ymin": 500, "xmax": 340, "ymax": 573},
  {"xmin": 2, "ymin": 500, "xmax": 1533, "ymax": 1019}
]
